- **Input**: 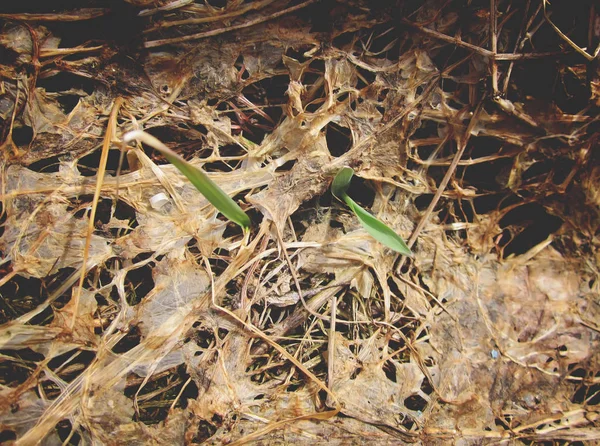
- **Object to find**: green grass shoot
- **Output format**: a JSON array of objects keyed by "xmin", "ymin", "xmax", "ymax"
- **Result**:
[
  {"xmin": 123, "ymin": 130, "xmax": 251, "ymax": 229},
  {"xmin": 331, "ymin": 167, "xmax": 412, "ymax": 256}
]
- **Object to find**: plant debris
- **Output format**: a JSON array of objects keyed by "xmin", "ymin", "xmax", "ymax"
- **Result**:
[{"xmin": 1, "ymin": 0, "xmax": 599, "ymax": 444}]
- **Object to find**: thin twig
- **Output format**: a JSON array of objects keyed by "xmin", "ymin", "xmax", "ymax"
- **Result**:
[
  {"xmin": 401, "ymin": 18, "xmax": 494, "ymax": 57},
  {"xmin": 203, "ymin": 252, "xmax": 341, "ymax": 445},
  {"xmin": 542, "ymin": 0, "xmax": 595, "ymax": 61},
  {"xmin": 241, "ymin": 232, "xmax": 269, "ymax": 313},
  {"xmin": 144, "ymin": 0, "xmax": 319, "ymax": 48},
  {"xmin": 398, "ymin": 101, "xmax": 485, "ymax": 274},
  {"xmin": 502, "ymin": 0, "xmax": 535, "ymax": 95},
  {"xmin": 402, "ymin": 18, "xmax": 572, "ymax": 61},
  {"xmin": 327, "ymin": 293, "xmax": 337, "ymax": 390},
  {"xmin": 0, "ymin": 9, "xmax": 108, "ymax": 21},
  {"xmin": 490, "ymin": 0, "xmax": 499, "ymax": 96},
  {"xmin": 274, "ymin": 225, "xmax": 331, "ymax": 323},
  {"xmin": 139, "ymin": 0, "xmax": 194, "ymax": 17},
  {"xmin": 143, "ymin": 0, "xmax": 276, "ymax": 30},
  {"xmin": 71, "ymin": 97, "xmax": 123, "ymax": 329},
  {"xmin": 39, "ymin": 45, "xmax": 104, "ymax": 58}
]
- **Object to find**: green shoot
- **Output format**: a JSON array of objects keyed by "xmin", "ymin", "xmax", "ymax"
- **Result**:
[
  {"xmin": 331, "ymin": 167, "xmax": 412, "ymax": 256},
  {"xmin": 123, "ymin": 130, "xmax": 251, "ymax": 229}
]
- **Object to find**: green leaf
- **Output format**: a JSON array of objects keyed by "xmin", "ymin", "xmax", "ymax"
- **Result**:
[
  {"xmin": 343, "ymin": 194, "xmax": 412, "ymax": 256},
  {"xmin": 160, "ymin": 152, "xmax": 251, "ymax": 228},
  {"xmin": 332, "ymin": 167, "xmax": 412, "ymax": 256},
  {"xmin": 331, "ymin": 166, "xmax": 354, "ymax": 199},
  {"xmin": 124, "ymin": 130, "xmax": 251, "ymax": 229}
]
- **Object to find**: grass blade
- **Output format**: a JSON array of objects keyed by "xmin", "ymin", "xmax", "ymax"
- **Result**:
[
  {"xmin": 160, "ymin": 152, "xmax": 251, "ymax": 228},
  {"xmin": 123, "ymin": 130, "xmax": 251, "ymax": 228},
  {"xmin": 332, "ymin": 167, "xmax": 412, "ymax": 256},
  {"xmin": 331, "ymin": 166, "xmax": 354, "ymax": 199},
  {"xmin": 343, "ymin": 194, "xmax": 412, "ymax": 256}
]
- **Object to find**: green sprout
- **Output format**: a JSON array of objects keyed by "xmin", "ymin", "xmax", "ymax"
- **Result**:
[
  {"xmin": 331, "ymin": 167, "xmax": 412, "ymax": 256},
  {"xmin": 123, "ymin": 130, "xmax": 251, "ymax": 229}
]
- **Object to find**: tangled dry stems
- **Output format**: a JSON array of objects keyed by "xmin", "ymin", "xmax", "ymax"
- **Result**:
[{"xmin": 0, "ymin": 0, "xmax": 599, "ymax": 444}]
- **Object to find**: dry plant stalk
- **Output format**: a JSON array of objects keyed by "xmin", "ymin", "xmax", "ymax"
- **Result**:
[{"xmin": 71, "ymin": 97, "xmax": 123, "ymax": 329}]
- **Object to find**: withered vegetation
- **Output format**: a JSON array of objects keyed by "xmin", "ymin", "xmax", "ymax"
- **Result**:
[{"xmin": 0, "ymin": 0, "xmax": 599, "ymax": 444}]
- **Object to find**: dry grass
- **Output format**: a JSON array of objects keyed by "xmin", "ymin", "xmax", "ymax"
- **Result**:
[{"xmin": 0, "ymin": 0, "xmax": 599, "ymax": 444}]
